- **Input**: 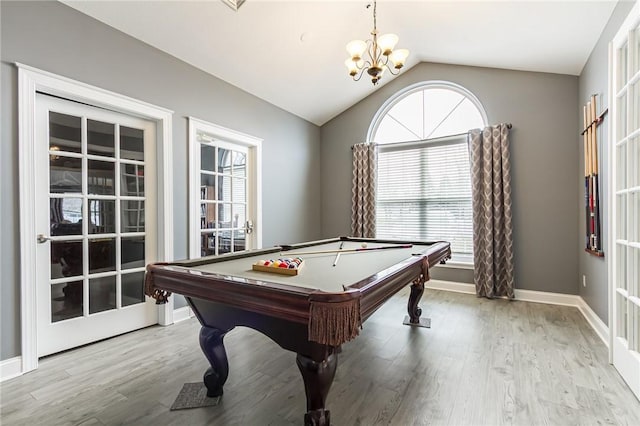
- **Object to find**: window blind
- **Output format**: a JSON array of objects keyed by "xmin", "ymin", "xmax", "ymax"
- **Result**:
[{"xmin": 376, "ymin": 136, "xmax": 473, "ymax": 256}]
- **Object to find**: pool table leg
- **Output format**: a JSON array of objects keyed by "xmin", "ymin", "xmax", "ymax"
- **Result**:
[
  {"xmin": 406, "ymin": 276, "xmax": 425, "ymax": 324},
  {"xmin": 296, "ymin": 353, "xmax": 337, "ymax": 426},
  {"xmin": 199, "ymin": 326, "xmax": 229, "ymax": 397}
]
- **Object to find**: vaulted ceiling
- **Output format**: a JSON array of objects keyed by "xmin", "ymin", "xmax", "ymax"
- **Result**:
[{"xmin": 62, "ymin": 0, "xmax": 618, "ymax": 125}]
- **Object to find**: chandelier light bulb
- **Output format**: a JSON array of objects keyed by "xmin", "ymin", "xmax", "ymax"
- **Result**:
[
  {"xmin": 389, "ymin": 48, "xmax": 409, "ymax": 69},
  {"xmin": 377, "ymin": 33, "xmax": 399, "ymax": 56},
  {"xmin": 346, "ymin": 40, "xmax": 367, "ymax": 61},
  {"xmin": 345, "ymin": 59, "xmax": 359, "ymax": 76}
]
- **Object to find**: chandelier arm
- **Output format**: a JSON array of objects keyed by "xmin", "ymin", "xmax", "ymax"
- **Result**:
[
  {"xmin": 367, "ymin": 37, "xmax": 383, "ymax": 68},
  {"xmin": 384, "ymin": 62, "xmax": 401, "ymax": 76},
  {"xmin": 359, "ymin": 59, "xmax": 373, "ymax": 70}
]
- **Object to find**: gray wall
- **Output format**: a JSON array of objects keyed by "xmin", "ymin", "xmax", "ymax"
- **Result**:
[
  {"xmin": 577, "ymin": 0, "xmax": 636, "ymax": 324},
  {"xmin": 1, "ymin": 1, "xmax": 321, "ymax": 360},
  {"xmin": 320, "ymin": 62, "xmax": 579, "ymax": 292}
]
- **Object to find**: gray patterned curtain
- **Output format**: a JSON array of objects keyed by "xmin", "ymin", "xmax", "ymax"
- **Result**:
[
  {"xmin": 468, "ymin": 124, "xmax": 515, "ymax": 299},
  {"xmin": 351, "ymin": 143, "xmax": 377, "ymax": 238}
]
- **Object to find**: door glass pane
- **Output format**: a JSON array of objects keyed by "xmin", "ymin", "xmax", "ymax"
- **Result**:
[
  {"xmin": 636, "ymin": 27, "xmax": 640, "ymax": 74},
  {"xmin": 50, "ymin": 198, "xmax": 83, "ymax": 235},
  {"xmin": 200, "ymin": 231, "xmax": 215, "ymax": 257},
  {"xmin": 87, "ymin": 119, "xmax": 115, "ymax": 157},
  {"xmin": 634, "ymin": 303, "xmax": 640, "ymax": 352},
  {"xmin": 89, "ymin": 238, "xmax": 116, "ymax": 273},
  {"xmin": 628, "ymin": 138, "xmax": 640, "ymax": 187},
  {"xmin": 121, "ymin": 201, "xmax": 145, "ymax": 232},
  {"xmin": 617, "ymin": 194, "xmax": 627, "ymax": 240},
  {"xmin": 50, "ymin": 156, "xmax": 82, "ymax": 193},
  {"xmin": 49, "ymin": 112, "xmax": 81, "ymax": 153},
  {"xmin": 201, "ymin": 145, "xmax": 216, "ymax": 172},
  {"xmin": 618, "ymin": 292, "xmax": 628, "ymax": 340},
  {"xmin": 232, "ymin": 178, "xmax": 246, "ymax": 203},
  {"xmin": 89, "ymin": 199, "xmax": 115, "ymax": 234},
  {"xmin": 121, "ymin": 164, "xmax": 145, "ymax": 196},
  {"xmin": 233, "ymin": 204, "xmax": 245, "ymax": 229},
  {"xmin": 89, "ymin": 276, "xmax": 116, "ymax": 314},
  {"xmin": 616, "ymin": 142, "xmax": 626, "ymax": 190},
  {"xmin": 51, "ymin": 281, "xmax": 83, "ymax": 322},
  {"xmin": 234, "ymin": 230, "xmax": 246, "ymax": 251},
  {"xmin": 218, "ymin": 203, "xmax": 232, "ymax": 228},
  {"xmin": 120, "ymin": 126, "xmax": 144, "ymax": 161},
  {"xmin": 201, "ymin": 174, "xmax": 216, "ymax": 200},
  {"xmin": 122, "ymin": 237, "xmax": 145, "ymax": 269},
  {"xmin": 632, "ymin": 193, "xmax": 640, "ymax": 243},
  {"xmin": 201, "ymin": 202, "xmax": 216, "ymax": 229},
  {"xmin": 617, "ymin": 244, "xmax": 627, "ymax": 291},
  {"xmin": 618, "ymin": 92, "xmax": 627, "ymax": 138},
  {"xmin": 88, "ymin": 160, "xmax": 115, "ymax": 195},
  {"xmin": 633, "ymin": 82, "xmax": 639, "ymax": 132},
  {"xmin": 218, "ymin": 148, "xmax": 231, "ymax": 174},
  {"xmin": 619, "ymin": 43, "xmax": 628, "ymax": 86},
  {"xmin": 219, "ymin": 230, "xmax": 232, "ymax": 255},
  {"xmin": 51, "ymin": 241, "xmax": 83, "ymax": 279},
  {"xmin": 219, "ymin": 175, "xmax": 229, "ymax": 200},
  {"xmin": 122, "ymin": 272, "xmax": 145, "ymax": 306},
  {"xmin": 233, "ymin": 151, "xmax": 246, "ymax": 177}
]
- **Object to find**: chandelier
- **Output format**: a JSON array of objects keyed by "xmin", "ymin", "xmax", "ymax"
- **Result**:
[{"xmin": 345, "ymin": 0, "xmax": 409, "ymax": 85}]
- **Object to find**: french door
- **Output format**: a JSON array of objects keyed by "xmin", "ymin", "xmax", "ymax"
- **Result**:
[
  {"xmin": 35, "ymin": 94, "xmax": 158, "ymax": 357},
  {"xmin": 609, "ymin": 1, "xmax": 640, "ymax": 400},
  {"xmin": 188, "ymin": 118, "xmax": 262, "ymax": 259}
]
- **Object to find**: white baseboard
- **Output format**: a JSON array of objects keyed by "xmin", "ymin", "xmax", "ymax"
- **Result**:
[
  {"xmin": 1, "ymin": 356, "xmax": 23, "ymax": 382},
  {"xmin": 426, "ymin": 279, "xmax": 475, "ymax": 294},
  {"xmin": 173, "ymin": 306, "xmax": 194, "ymax": 323},
  {"xmin": 575, "ymin": 297, "xmax": 609, "ymax": 346},
  {"xmin": 426, "ymin": 279, "xmax": 609, "ymax": 347}
]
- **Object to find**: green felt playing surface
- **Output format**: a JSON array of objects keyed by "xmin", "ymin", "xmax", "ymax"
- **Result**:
[{"xmin": 188, "ymin": 241, "xmax": 434, "ymax": 292}]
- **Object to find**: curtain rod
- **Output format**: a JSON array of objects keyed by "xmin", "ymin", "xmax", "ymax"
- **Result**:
[{"xmin": 352, "ymin": 123, "xmax": 512, "ymax": 149}]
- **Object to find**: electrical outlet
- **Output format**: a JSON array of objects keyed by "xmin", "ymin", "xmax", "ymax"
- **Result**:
[{"xmin": 583, "ymin": 275, "xmax": 587, "ymax": 287}]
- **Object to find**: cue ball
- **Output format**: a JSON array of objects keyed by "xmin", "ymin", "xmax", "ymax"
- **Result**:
[{"xmin": 361, "ymin": 243, "xmax": 368, "ymax": 248}]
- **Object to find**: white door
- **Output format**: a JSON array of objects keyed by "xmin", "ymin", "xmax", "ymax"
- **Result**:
[
  {"xmin": 189, "ymin": 118, "xmax": 262, "ymax": 258},
  {"xmin": 35, "ymin": 94, "xmax": 158, "ymax": 357},
  {"xmin": 609, "ymin": 1, "xmax": 640, "ymax": 400}
]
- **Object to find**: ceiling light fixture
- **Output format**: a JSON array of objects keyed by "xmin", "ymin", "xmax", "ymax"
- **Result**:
[
  {"xmin": 221, "ymin": 0, "xmax": 245, "ymax": 12},
  {"xmin": 345, "ymin": 0, "xmax": 409, "ymax": 85}
]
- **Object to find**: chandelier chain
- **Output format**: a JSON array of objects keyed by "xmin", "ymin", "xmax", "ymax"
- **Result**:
[{"xmin": 373, "ymin": 1, "xmax": 377, "ymax": 33}]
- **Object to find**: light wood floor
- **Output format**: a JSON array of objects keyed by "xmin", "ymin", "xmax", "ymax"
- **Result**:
[{"xmin": 2, "ymin": 289, "xmax": 640, "ymax": 425}]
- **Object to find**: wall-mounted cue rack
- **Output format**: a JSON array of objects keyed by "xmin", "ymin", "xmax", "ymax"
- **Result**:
[{"xmin": 581, "ymin": 94, "xmax": 606, "ymax": 257}]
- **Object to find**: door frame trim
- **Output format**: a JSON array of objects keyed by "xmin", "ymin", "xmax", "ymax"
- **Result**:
[
  {"xmin": 607, "ymin": 0, "xmax": 640, "ymax": 398},
  {"xmin": 17, "ymin": 63, "xmax": 174, "ymax": 374}
]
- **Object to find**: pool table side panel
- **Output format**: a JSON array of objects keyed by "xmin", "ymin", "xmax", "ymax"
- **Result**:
[{"xmin": 147, "ymin": 266, "xmax": 314, "ymax": 324}]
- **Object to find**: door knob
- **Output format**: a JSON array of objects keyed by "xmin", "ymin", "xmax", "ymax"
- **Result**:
[{"xmin": 37, "ymin": 234, "xmax": 50, "ymax": 244}]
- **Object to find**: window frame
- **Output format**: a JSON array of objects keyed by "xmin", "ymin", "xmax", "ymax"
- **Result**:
[
  {"xmin": 368, "ymin": 81, "xmax": 488, "ymax": 266},
  {"xmin": 367, "ymin": 80, "xmax": 488, "ymax": 144}
]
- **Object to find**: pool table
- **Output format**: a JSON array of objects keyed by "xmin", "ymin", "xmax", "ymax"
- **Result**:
[{"xmin": 145, "ymin": 236, "xmax": 451, "ymax": 425}]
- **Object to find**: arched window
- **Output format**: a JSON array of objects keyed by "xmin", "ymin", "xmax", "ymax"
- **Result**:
[{"xmin": 369, "ymin": 81, "xmax": 487, "ymax": 263}]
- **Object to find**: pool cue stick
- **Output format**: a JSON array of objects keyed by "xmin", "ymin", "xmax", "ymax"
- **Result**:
[
  {"xmin": 583, "ymin": 105, "xmax": 590, "ymax": 249},
  {"xmin": 332, "ymin": 241, "xmax": 344, "ymax": 267},
  {"xmin": 285, "ymin": 244, "xmax": 413, "ymax": 256},
  {"xmin": 591, "ymin": 95, "xmax": 601, "ymax": 251},
  {"xmin": 587, "ymin": 101, "xmax": 595, "ymax": 250}
]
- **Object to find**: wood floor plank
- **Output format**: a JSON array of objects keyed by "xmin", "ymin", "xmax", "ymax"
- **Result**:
[{"xmin": 2, "ymin": 289, "xmax": 640, "ymax": 425}]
